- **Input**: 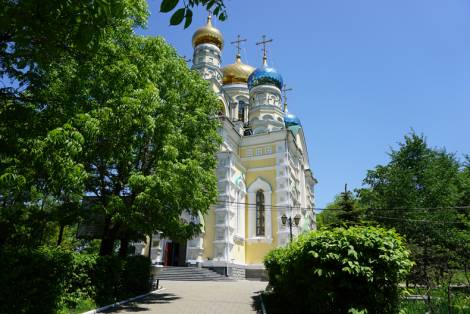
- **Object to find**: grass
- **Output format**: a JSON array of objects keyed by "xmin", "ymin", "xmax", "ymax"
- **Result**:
[
  {"xmin": 400, "ymin": 286, "xmax": 470, "ymax": 314},
  {"xmin": 58, "ymin": 298, "xmax": 96, "ymax": 314}
]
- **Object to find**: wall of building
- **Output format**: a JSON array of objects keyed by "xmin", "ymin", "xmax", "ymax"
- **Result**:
[{"xmin": 202, "ymin": 207, "xmax": 215, "ymax": 260}]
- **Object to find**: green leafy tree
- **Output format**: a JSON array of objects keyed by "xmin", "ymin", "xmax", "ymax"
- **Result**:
[
  {"xmin": 0, "ymin": 0, "xmax": 148, "ymax": 100},
  {"xmin": 62, "ymin": 31, "xmax": 222, "ymax": 255},
  {"xmin": 317, "ymin": 184, "xmax": 363, "ymax": 228},
  {"xmin": 159, "ymin": 0, "xmax": 228, "ymax": 28},
  {"xmin": 1, "ymin": 0, "xmax": 147, "ymax": 249},
  {"xmin": 358, "ymin": 132, "xmax": 470, "ymax": 309},
  {"xmin": 1, "ymin": 1, "xmax": 222, "ymax": 254}
]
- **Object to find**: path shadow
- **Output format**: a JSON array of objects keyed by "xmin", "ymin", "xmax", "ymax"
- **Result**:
[
  {"xmin": 104, "ymin": 293, "xmax": 181, "ymax": 312},
  {"xmin": 251, "ymin": 290, "xmax": 264, "ymax": 314}
]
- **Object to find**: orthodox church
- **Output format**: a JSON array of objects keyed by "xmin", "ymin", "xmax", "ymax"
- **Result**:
[{"xmin": 139, "ymin": 15, "xmax": 316, "ymax": 278}]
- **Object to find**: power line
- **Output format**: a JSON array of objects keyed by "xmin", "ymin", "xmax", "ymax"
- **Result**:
[
  {"xmin": 213, "ymin": 199, "xmax": 470, "ymax": 212},
  {"xmin": 368, "ymin": 215, "xmax": 466, "ymax": 226},
  {"xmin": 214, "ymin": 201, "xmax": 470, "ymax": 225}
]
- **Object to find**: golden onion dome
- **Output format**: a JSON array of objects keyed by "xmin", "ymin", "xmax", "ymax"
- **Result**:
[
  {"xmin": 192, "ymin": 15, "xmax": 224, "ymax": 50},
  {"xmin": 222, "ymin": 55, "xmax": 255, "ymax": 85}
]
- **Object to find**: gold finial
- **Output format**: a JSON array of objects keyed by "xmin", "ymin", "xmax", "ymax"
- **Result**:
[
  {"xmin": 256, "ymin": 35, "xmax": 273, "ymax": 66},
  {"xmin": 207, "ymin": 10, "xmax": 212, "ymax": 26},
  {"xmin": 282, "ymin": 84, "xmax": 293, "ymax": 112},
  {"xmin": 230, "ymin": 35, "xmax": 247, "ymax": 61}
]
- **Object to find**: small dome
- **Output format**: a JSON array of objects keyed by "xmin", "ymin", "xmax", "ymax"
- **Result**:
[
  {"xmin": 192, "ymin": 15, "xmax": 224, "ymax": 50},
  {"xmin": 222, "ymin": 55, "xmax": 255, "ymax": 85},
  {"xmin": 284, "ymin": 113, "xmax": 301, "ymax": 127},
  {"xmin": 247, "ymin": 63, "xmax": 283, "ymax": 90}
]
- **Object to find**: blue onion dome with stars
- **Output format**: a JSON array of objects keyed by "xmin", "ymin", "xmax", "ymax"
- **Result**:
[{"xmin": 247, "ymin": 55, "xmax": 283, "ymax": 90}]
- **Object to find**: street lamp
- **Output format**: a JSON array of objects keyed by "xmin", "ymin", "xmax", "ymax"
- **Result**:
[{"xmin": 281, "ymin": 213, "xmax": 301, "ymax": 242}]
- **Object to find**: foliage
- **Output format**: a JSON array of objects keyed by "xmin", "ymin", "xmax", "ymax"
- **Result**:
[
  {"xmin": 0, "ymin": 248, "xmax": 150, "ymax": 313},
  {"xmin": 160, "ymin": 0, "xmax": 227, "ymax": 28},
  {"xmin": 0, "ymin": 246, "xmax": 72, "ymax": 314},
  {"xmin": 0, "ymin": 0, "xmax": 148, "ymax": 97},
  {"xmin": 65, "ymin": 32, "xmax": 221, "ymax": 254},
  {"xmin": 358, "ymin": 132, "xmax": 470, "ymax": 311},
  {"xmin": 1, "ymin": 1, "xmax": 221, "ymax": 254},
  {"xmin": 264, "ymin": 226, "xmax": 414, "ymax": 314},
  {"xmin": 317, "ymin": 185, "xmax": 364, "ymax": 228},
  {"xmin": 92, "ymin": 255, "xmax": 151, "ymax": 306},
  {"xmin": 400, "ymin": 286, "xmax": 470, "ymax": 314},
  {"xmin": 0, "ymin": 0, "xmax": 146, "ymax": 249},
  {"xmin": 62, "ymin": 253, "xmax": 97, "ymax": 309}
]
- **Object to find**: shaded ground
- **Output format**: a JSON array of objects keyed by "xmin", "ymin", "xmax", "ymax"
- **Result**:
[{"xmin": 104, "ymin": 280, "xmax": 267, "ymax": 314}]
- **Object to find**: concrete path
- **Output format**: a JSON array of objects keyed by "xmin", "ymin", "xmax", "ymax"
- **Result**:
[{"xmin": 104, "ymin": 280, "xmax": 267, "ymax": 314}]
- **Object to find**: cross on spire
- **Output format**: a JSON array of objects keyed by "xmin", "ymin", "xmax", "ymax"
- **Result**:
[
  {"xmin": 282, "ymin": 84, "xmax": 293, "ymax": 112},
  {"xmin": 256, "ymin": 35, "xmax": 273, "ymax": 65},
  {"xmin": 230, "ymin": 35, "xmax": 247, "ymax": 59},
  {"xmin": 206, "ymin": 10, "xmax": 213, "ymax": 25}
]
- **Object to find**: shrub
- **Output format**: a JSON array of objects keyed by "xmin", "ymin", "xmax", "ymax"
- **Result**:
[
  {"xmin": 92, "ymin": 255, "xmax": 151, "ymax": 306},
  {"xmin": 0, "ymin": 248, "xmax": 151, "ymax": 313},
  {"xmin": 0, "ymin": 246, "xmax": 72, "ymax": 314},
  {"xmin": 264, "ymin": 226, "xmax": 414, "ymax": 314},
  {"xmin": 62, "ymin": 253, "xmax": 97, "ymax": 308}
]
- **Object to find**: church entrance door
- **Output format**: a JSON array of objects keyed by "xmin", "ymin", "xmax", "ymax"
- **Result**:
[{"xmin": 163, "ymin": 241, "xmax": 187, "ymax": 266}]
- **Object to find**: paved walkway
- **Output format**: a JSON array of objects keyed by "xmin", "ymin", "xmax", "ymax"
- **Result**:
[{"xmin": 104, "ymin": 280, "xmax": 267, "ymax": 314}]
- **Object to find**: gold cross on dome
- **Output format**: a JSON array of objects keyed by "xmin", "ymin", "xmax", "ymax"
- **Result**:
[
  {"xmin": 256, "ymin": 35, "xmax": 273, "ymax": 63},
  {"xmin": 282, "ymin": 84, "xmax": 293, "ymax": 103},
  {"xmin": 282, "ymin": 84, "xmax": 293, "ymax": 112},
  {"xmin": 230, "ymin": 35, "xmax": 247, "ymax": 57}
]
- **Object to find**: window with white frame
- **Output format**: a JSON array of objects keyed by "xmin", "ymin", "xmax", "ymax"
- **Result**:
[{"xmin": 256, "ymin": 190, "xmax": 265, "ymax": 236}]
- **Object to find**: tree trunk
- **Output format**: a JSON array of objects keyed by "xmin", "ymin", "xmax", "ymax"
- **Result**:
[
  {"xmin": 57, "ymin": 224, "xmax": 65, "ymax": 246},
  {"xmin": 119, "ymin": 237, "xmax": 129, "ymax": 257},
  {"xmin": 99, "ymin": 237, "xmax": 115, "ymax": 256},
  {"xmin": 146, "ymin": 235, "xmax": 152, "ymax": 261}
]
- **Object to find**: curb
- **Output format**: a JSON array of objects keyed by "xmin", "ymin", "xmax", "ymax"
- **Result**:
[{"xmin": 82, "ymin": 287, "xmax": 166, "ymax": 314}]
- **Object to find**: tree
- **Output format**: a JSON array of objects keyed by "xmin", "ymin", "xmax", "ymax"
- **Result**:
[
  {"xmin": 1, "ymin": 1, "xmax": 222, "ymax": 254},
  {"xmin": 358, "ymin": 132, "xmax": 470, "ymax": 310},
  {"xmin": 160, "ymin": 0, "xmax": 228, "ymax": 28},
  {"xmin": 65, "ymin": 31, "xmax": 222, "ymax": 255},
  {"xmin": 0, "ymin": 0, "xmax": 148, "ymax": 101},
  {"xmin": 317, "ymin": 184, "xmax": 363, "ymax": 228},
  {"xmin": 1, "ymin": 0, "xmax": 147, "ymax": 250}
]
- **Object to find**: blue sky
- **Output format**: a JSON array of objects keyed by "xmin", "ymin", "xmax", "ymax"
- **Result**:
[{"xmin": 138, "ymin": 0, "xmax": 470, "ymax": 208}]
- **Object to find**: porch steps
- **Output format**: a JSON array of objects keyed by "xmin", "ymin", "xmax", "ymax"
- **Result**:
[{"xmin": 153, "ymin": 266, "xmax": 234, "ymax": 281}]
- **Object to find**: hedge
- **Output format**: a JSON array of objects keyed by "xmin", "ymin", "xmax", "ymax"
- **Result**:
[
  {"xmin": 0, "ymin": 247, "xmax": 72, "ymax": 314},
  {"xmin": 0, "ymin": 247, "xmax": 151, "ymax": 313},
  {"xmin": 264, "ymin": 226, "xmax": 414, "ymax": 314}
]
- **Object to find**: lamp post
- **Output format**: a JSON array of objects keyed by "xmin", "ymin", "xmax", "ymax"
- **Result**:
[{"xmin": 281, "ymin": 213, "xmax": 301, "ymax": 242}]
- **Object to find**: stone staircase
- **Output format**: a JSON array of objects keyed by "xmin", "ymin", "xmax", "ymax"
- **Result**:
[{"xmin": 153, "ymin": 266, "xmax": 234, "ymax": 281}]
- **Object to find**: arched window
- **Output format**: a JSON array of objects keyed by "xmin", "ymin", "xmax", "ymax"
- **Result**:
[
  {"xmin": 238, "ymin": 100, "xmax": 245, "ymax": 122},
  {"xmin": 256, "ymin": 190, "xmax": 265, "ymax": 236}
]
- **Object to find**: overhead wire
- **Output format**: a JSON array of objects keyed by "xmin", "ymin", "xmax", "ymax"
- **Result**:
[
  {"xmin": 211, "ymin": 200, "xmax": 469, "ymax": 226},
  {"xmin": 213, "ymin": 199, "xmax": 470, "ymax": 212}
]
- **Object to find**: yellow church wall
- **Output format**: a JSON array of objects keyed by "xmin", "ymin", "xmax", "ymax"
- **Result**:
[
  {"xmin": 244, "ymin": 204, "xmax": 281, "ymax": 264},
  {"xmin": 240, "ymin": 144, "xmax": 277, "ymax": 158},
  {"xmin": 244, "ymin": 169, "xmax": 280, "ymax": 265},
  {"xmin": 242, "ymin": 157, "xmax": 276, "ymax": 169},
  {"xmin": 231, "ymin": 242, "xmax": 245, "ymax": 264},
  {"xmin": 245, "ymin": 242, "xmax": 275, "ymax": 264},
  {"xmin": 202, "ymin": 207, "xmax": 215, "ymax": 260}
]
